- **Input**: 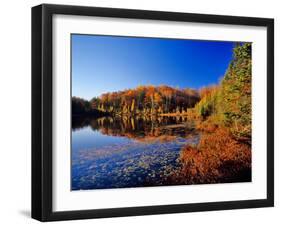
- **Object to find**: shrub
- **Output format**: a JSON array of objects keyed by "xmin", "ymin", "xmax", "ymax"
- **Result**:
[{"xmin": 168, "ymin": 128, "xmax": 251, "ymax": 184}]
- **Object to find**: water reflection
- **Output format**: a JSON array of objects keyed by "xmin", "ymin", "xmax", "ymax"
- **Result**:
[
  {"xmin": 73, "ymin": 115, "xmax": 196, "ymax": 141},
  {"xmin": 71, "ymin": 116, "xmax": 199, "ymax": 190}
]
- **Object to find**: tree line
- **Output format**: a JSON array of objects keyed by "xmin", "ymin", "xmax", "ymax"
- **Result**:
[
  {"xmin": 194, "ymin": 43, "xmax": 252, "ymax": 141},
  {"xmin": 72, "ymin": 96, "xmax": 109, "ymax": 117},
  {"xmin": 72, "ymin": 85, "xmax": 200, "ymax": 116}
]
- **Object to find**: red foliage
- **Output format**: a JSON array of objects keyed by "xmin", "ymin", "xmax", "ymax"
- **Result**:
[{"xmin": 168, "ymin": 127, "xmax": 251, "ymax": 184}]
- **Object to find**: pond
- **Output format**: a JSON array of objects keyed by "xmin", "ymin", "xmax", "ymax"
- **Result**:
[{"xmin": 72, "ymin": 116, "xmax": 200, "ymax": 190}]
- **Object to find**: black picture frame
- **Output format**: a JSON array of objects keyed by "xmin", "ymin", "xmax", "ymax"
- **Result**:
[{"xmin": 32, "ymin": 3, "xmax": 274, "ymax": 222}]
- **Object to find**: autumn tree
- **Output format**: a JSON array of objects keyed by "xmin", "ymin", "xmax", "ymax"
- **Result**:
[
  {"xmin": 88, "ymin": 85, "xmax": 200, "ymax": 116},
  {"xmin": 220, "ymin": 43, "xmax": 252, "ymax": 140},
  {"xmin": 193, "ymin": 43, "xmax": 252, "ymax": 141}
]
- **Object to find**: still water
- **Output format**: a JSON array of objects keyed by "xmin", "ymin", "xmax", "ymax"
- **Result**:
[{"xmin": 71, "ymin": 116, "xmax": 199, "ymax": 190}]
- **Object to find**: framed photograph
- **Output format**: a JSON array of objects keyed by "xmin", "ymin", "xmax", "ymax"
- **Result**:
[{"xmin": 32, "ymin": 4, "xmax": 274, "ymax": 221}]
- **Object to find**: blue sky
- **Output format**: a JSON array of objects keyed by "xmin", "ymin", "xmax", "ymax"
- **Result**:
[{"xmin": 72, "ymin": 34, "xmax": 235, "ymax": 100}]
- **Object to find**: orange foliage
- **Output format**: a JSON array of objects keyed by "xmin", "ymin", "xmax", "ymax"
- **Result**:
[
  {"xmin": 169, "ymin": 127, "xmax": 251, "ymax": 184},
  {"xmin": 195, "ymin": 115, "xmax": 219, "ymax": 133},
  {"xmin": 90, "ymin": 85, "xmax": 200, "ymax": 116},
  {"xmin": 199, "ymin": 85, "xmax": 219, "ymax": 98}
]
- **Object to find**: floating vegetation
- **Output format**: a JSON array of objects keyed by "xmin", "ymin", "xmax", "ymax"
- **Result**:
[{"xmin": 71, "ymin": 118, "xmax": 200, "ymax": 190}]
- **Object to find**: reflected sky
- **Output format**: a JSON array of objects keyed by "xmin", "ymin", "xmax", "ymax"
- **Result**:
[{"xmin": 71, "ymin": 116, "xmax": 199, "ymax": 190}]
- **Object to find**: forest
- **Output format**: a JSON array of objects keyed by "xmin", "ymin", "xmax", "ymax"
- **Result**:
[
  {"xmin": 195, "ymin": 43, "xmax": 251, "ymax": 141},
  {"xmin": 72, "ymin": 85, "xmax": 200, "ymax": 116}
]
